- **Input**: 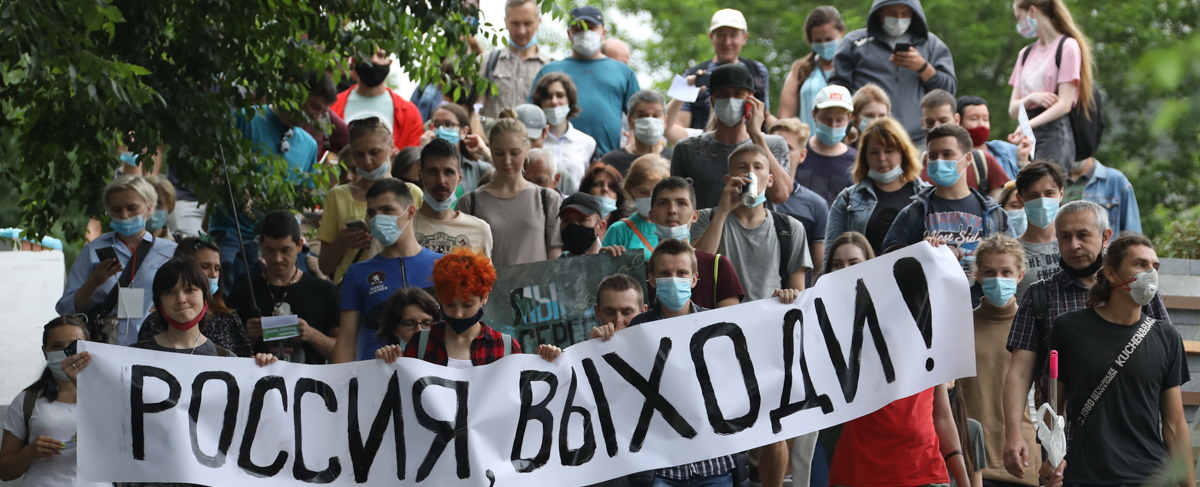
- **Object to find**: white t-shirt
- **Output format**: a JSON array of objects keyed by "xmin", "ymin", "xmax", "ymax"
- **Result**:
[
  {"xmin": 3, "ymin": 390, "xmax": 105, "ymax": 487},
  {"xmin": 413, "ymin": 210, "xmax": 494, "ymax": 257},
  {"xmin": 446, "ymin": 358, "xmax": 473, "ymax": 369},
  {"xmin": 343, "ymin": 90, "xmax": 396, "ymax": 130}
]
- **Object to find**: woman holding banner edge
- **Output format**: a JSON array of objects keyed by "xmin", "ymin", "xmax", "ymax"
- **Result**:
[{"xmin": 376, "ymin": 246, "xmax": 522, "ymax": 366}]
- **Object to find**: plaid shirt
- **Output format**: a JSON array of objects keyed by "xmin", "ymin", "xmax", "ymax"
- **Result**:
[
  {"xmin": 403, "ymin": 322, "xmax": 521, "ymax": 366},
  {"xmin": 627, "ymin": 302, "xmax": 736, "ymax": 480}
]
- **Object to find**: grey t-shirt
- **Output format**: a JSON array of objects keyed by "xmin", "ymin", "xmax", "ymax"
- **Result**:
[
  {"xmin": 1016, "ymin": 240, "xmax": 1061, "ymax": 303},
  {"xmin": 670, "ymin": 132, "xmax": 792, "ymax": 210},
  {"xmin": 459, "ymin": 185, "xmax": 562, "ymax": 268},
  {"xmin": 691, "ymin": 208, "xmax": 813, "ymax": 301}
]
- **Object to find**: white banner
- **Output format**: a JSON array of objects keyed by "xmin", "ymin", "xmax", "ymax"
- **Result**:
[
  {"xmin": 78, "ymin": 244, "xmax": 974, "ymax": 486},
  {"xmin": 0, "ymin": 251, "xmax": 65, "ymax": 406}
]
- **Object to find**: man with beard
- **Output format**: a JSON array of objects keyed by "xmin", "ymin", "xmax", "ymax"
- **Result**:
[{"xmin": 412, "ymin": 139, "xmax": 493, "ymax": 256}]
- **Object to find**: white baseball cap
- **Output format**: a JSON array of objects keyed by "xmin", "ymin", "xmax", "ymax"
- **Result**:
[
  {"xmin": 709, "ymin": 9, "xmax": 747, "ymax": 33},
  {"xmin": 814, "ymin": 85, "xmax": 854, "ymax": 111}
]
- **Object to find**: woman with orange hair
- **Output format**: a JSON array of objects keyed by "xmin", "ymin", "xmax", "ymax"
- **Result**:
[{"xmin": 385, "ymin": 247, "xmax": 521, "ymax": 367}]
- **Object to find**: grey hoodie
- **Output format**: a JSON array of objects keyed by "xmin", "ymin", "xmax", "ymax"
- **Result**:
[{"xmin": 829, "ymin": 0, "xmax": 957, "ymax": 145}]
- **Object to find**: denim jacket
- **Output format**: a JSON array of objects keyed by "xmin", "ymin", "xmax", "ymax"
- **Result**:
[
  {"xmin": 882, "ymin": 185, "xmax": 1014, "ymax": 252},
  {"xmin": 1084, "ymin": 161, "xmax": 1142, "ymax": 238},
  {"xmin": 825, "ymin": 179, "xmax": 930, "ymax": 255}
]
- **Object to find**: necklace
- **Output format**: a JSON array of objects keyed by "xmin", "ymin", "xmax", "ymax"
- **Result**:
[{"xmin": 266, "ymin": 268, "xmax": 301, "ymax": 316}]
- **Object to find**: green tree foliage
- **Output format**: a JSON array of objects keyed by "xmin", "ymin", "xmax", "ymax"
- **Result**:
[
  {"xmin": 0, "ymin": 0, "xmax": 486, "ymax": 241},
  {"xmin": 586, "ymin": 0, "xmax": 1200, "ymax": 247}
]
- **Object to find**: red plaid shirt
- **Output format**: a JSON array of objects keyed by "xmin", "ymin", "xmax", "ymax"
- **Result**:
[{"xmin": 403, "ymin": 322, "xmax": 521, "ymax": 366}]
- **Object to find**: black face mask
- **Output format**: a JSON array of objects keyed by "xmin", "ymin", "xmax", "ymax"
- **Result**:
[
  {"xmin": 355, "ymin": 61, "xmax": 390, "ymax": 88},
  {"xmin": 444, "ymin": 307, "xmax": 484, "ymax": 335},
  {"xmin": 561, "ymin": 223, "xmax": 597, "ymax": 255},
  {"xmin": 1060, "ymin": 250, "xmax": 1105, "ymax": 279}
]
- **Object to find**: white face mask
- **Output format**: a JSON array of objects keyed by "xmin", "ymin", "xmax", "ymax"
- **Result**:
[
  {"xmin": 713, "ymin": 98, "xmax": 746, "ymax": 127},
  {"xmin": 572, "ymin": 30, "xmax": 602, "ymax": 57},
  {"xmin": 543, "ymin": 105, "xmax": 570, "ymax": 126},
  {"xmin": 883, "ymin": 16, "xmax": 912, "ymax": 37},
  {"xmin": 1121, "ymin": 268, "xmax": 1159, "ymax": 307},
  {"xmin": 633, "ymin": 117, "xmax": 665, "ymax": 145}
]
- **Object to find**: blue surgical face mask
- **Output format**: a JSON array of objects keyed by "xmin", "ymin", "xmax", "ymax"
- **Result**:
[
  {"xmin": 814, "ymin": 121, "xmax": 847, "ymax": 146},
  {"xmin": 146, "ymin": 208, "xmax": 169, "ymax": 232},
  {"xmin": 654, "ymin": 277, "xmax": 693, "ymax": 312},
  {"xmin": 371, "ymin": 214, "xmax": 405, "ymax": 247},
  {"xmin": 654, "ymin": 223, "xmax": 691, "ymax": 242},
  {"xmin": 1007, "ymin": 209, "xmax": 1028, "ymax": 236},
  {"xmin": 813, "ymin": 40, "xmax": 840, "ymax": 61},
  {"xmin": 981, "ymin": 277, "xmax": 1018, "ymax": 305},
  {"xmin": 356, "ymin": 161, "xmax": 391, "ymax": 181},
  {"xmin": 435, "ymin": 126, "xmax": 461, "ymax": 145},
  {"xmin": 1024, "ymin": 197, "xmax": 1059, "ymax": 229},
  {"xmin": 634, "ymin": 197, "xmax": 652, "ymax": 218},
  {"xmin": 511, "ymin": 35, "xmax": 538, "ymax": 50},
  {"xmin": 868, "ymin": 165, "xmax": 904, "ymax": 184},
  {"xmin": 46, "ymin": 350, "xmax": 69, "ymax": 382},
  {"xmin": 110, "ymin": 214, "xmax": 146, "ymax": 237},
  {"xmin": 749, "ymin": 191, "xmax": 767, "ymax": 208},
  {"xmin": 119, "ymin": 151, "xmax": 139, "ymax": 167},
  {"xmin": 859, "ymin": 117, "xmax": 875, "ymax": 134},
  {"xmin": 1016, "ymin": 14, "xmax": 1038, "ymax": 38},
  {"xmin": 423, "ymin": 189, "xmax": 459, "ymax": 212},
  {"xmin": 208, "ymin": 277, "xmax": 220, "ymax": 297},
  {"xmin": 597, "ymin": 196, "xmax": 618, "ymax": 216},
  {"xmin": 927, "ymin": 157, "xmax": 965, "ymax": 187}
]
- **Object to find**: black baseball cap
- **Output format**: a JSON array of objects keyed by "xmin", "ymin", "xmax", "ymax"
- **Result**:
[
  {"xmin": 559, "ymin": 193, "xmax": 602, "ymax": 217},
  {"xmin": 710, "ymin": 63, "xmax": 755, "ymax": 93},
  {"xmin": 569, "ymin": 6, "xmax": 605, "ymax": 27}
]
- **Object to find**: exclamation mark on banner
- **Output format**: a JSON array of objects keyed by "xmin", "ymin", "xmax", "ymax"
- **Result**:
[{"xmin": 893, "ymin": 257, "xmax": 934, "ymax": 371}]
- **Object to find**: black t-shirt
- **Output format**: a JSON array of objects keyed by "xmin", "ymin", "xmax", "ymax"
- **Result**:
[
  {"xmin": 228, "ymin": 272, "xmax": 340, "ymax": 364},
  {"xmin": 865, "ymin": 181, "xmax": 917, "ymax": 255},
  {"xmin": 1052, "ymin": 308, "xmax": 1189, "ymax": 484},
  {"xmin": 131, "ymin": 338, "xmax": 235, "ymax": 357}
]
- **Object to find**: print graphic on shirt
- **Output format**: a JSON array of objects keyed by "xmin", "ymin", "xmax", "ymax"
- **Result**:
[
  {"xmin": 1030, "ymin": 252, "xmax": 1059, "ymax": 282},
  {"xmin": 367, "ymin": 270, "xmax": 389, "ymax": 296},
  {"xmin": 923, "ymin": 210, "xmax": 985, "ymax": 271},
  {"xmin": 418, "ymin": 231, "xmax": 472, "ymax": 254}
]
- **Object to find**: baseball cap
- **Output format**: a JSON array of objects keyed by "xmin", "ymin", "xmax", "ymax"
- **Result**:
[
  {"xmin": 559, "ymin": 193, "xmax": 602, "ymax": 218},
  {"xmin": 814, "ymin": 85, "xmax": 854, "ymax": 111},
  {"xmin": 513, "ymin": 104, "xmax": 547, "ymax": 140},
  {"xmin": 709, "ymin": 9, "xmax": 747, "ymax": 33},
  {"xmin": 569, "ymin": 6, "xmax": 604, "ymax": 27},
  {"xmin": 709, "ymin": 63, "xmax": 756, "ymax": 93}
]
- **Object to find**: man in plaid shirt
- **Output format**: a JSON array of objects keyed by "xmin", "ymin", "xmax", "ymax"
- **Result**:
[{"xmin": 1001, "ymin": 201, "xmax": 1170, "ymax": 482}]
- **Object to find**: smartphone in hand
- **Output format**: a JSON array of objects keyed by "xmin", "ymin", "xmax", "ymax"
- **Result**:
[
  {"xmin": 894, "ymin": 42, "xmax": 912, "ymax": 53},
  {"xmin": 743, "ymin": 100, "xmax": 754, "ymax": 121},
  {"xmin": 95, "ymin": 246, "xmax": 118, "ymax": 263},
  {"xmin": 346, "ymin": 220, "xmax": 369, "ymax": 233}
]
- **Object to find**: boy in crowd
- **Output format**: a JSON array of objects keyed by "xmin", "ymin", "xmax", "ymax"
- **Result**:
[
  {"xmin": 648, "ymin": 176, "xmax": 745, "ymax": 309},
  {"xmin": 230, "ymin": 210, "xmax": 340, "ymax": 364},
  {"xmin": 884, "ymin": 123, "xmax": 1013, "ymax": 276},
  {"xmin": 917, "ymin": 90, "xmax": 1010, "ymax": 201},
  {"xmin": 692, "ymin": 144, "xmax": 812, "ymax": 297},
  {"xmin": 957, "ymin": 95, "xmax": 1020, "ymax": 178},
  {"xmin": 333, "ymin": 178, "xmax": 441, "ymax": 363},
  {"xmin": 412, "ymin": 139, "xmax": 494, "ymax": 256},
  {"xmin": 769, "ymin": 118, "xmax": 828, "ymax": 278},
  {"xmin": 588, "ymin": 273, "xmax": 648, "ymax": 341},
  {"xmin": 797, "ymin": 85, "xmax": 856, "ymax": 204},
  {"xmin": 959, "ymin": 236, "xmax": 1041, "ymax": 486},
  {"xmin": 1012, "ymin": 162, "xmax": 1064, "ymax": 302}
]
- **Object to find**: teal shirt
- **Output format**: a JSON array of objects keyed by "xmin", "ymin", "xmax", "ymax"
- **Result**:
[
  {"xmin": 530, "ymin": 57, "xmax": 640, "ymax": 154},
  {"xmin": 799, "ymin": 65, "xmax": 832, "ymax": 130},
  {"xmin": 602, "ymin": 213, "xmax": 658, "ymax": 260}
]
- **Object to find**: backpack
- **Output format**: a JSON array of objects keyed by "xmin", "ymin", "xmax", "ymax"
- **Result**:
[
  {"xmin": 1028, "ymin": 279, "xmax": 1053, "ymax": 400},
  {"xmin": 22, "ymin": 387, "xmax": 39, "ymax": 442},
  {"xmin": 1020, "ymin": 36, "xmax": 1105, "ymax": 160},
  {"xmin": 484, "ymin": 50, "xmax": 502, "ymax": 82},
  {"xmin": 769, "ymin": 211, "xmax": 797, "ymax": 290}
]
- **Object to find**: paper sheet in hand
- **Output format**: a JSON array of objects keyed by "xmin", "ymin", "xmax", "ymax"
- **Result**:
[
  {"xmin": 667, "ymin": 74, "xmax": 701, "ymax": 103},
  {"xmin": 1018, "ymin": 104, "xmax": 1037, "ymax": 160},
  {"xmin": 261, "ymin": 314, "xmax": 299, "ymax": 341}
]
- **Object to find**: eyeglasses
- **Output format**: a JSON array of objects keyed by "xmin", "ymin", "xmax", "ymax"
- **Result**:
[
  {"xmin": 430, "ymin": 121, "xmax": 460, "ymax": 129},
  {"xmin": 398, "ymin": 319, "xmax": 436, "ymax": 330},
  {"xmin": 280, "ymin": 127, "xmax": 295, "ymax": 154}
]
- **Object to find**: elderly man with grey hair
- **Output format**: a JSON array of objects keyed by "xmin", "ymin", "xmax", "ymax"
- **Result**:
[
  {"xmin": 1001, "ymin": 199, "xmax": 1171, "ymax": 482},
  {"xmin": 524, "ymin": 148, "xmax": 576, "ymax": 195},
  {"xmin": 601, "ymin": 90, "xmax": 676, "ymax": 176}
]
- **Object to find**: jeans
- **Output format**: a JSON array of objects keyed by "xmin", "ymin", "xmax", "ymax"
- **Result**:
[
  {"xmin": 167, "ymin": 200, "xmax": 207, "ymax": 237},
  {"xmin": 653, "ymin": 472, "xmax": 733, "ymax": 487},
  {"xmin": 212, "ymin": 229, "xmax": 259, "ymax": 293}
]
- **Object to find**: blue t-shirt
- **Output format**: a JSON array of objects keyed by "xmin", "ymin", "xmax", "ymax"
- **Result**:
[
  {"xmin": 776, "ymin": 182, "xmax": 829, "ymax": 246},
  {"xmin": 530, "ymin": 57, "xmax": 640, "ymax": 155},
  {"xmin": 340, "ymin": 248, "xmax": 442, "ymax": 360},
  {"xmin": 210, "ymin": 106, "xmax": 320, "ymax": 235},
  {"xmin": 796, "ymin": 141, "xmax": 857, "ymax": 204}
]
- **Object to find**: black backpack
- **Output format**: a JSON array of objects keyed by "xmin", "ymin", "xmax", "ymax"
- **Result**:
[{"xmin": 1020, "ymin": 36, "xmax": 1105, "ymax": 160}]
